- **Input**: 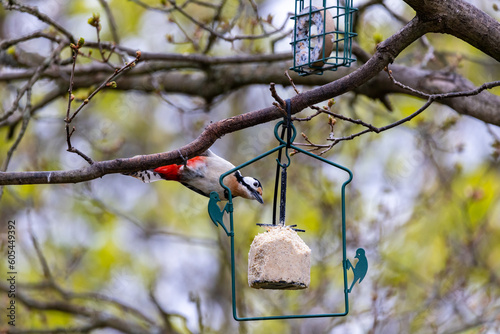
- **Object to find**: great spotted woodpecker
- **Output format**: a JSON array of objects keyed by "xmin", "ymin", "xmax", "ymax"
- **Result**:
[{"xmin": 125, "ymin": 150, "xmax": 263, "ymax": 203}]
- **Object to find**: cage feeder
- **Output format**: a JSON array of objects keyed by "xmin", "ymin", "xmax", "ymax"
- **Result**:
[
  {"xmin": 207, "ymin": 99, "xmax": 367, "ymax": 321},
  {"xmin": 290, "ymin": 0, "xmax": 357, "ymax": 76}
]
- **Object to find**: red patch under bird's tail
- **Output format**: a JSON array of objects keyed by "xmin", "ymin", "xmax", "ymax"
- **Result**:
[{"xmin": 154, "ymin": 164, "xmax": 182, "ymax": 181}]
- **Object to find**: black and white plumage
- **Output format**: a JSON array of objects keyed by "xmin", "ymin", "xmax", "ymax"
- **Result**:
[{"xmin": 125, "ymin": 150, "xmax": 263, "ymax": 203}]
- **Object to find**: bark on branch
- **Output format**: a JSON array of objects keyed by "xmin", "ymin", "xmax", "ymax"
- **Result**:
[{"xmin": 403, "ymin": 0, "xmax": 500, "ymax": 62}]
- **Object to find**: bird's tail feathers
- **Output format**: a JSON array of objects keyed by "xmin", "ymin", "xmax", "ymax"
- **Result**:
[{"xmin": 123, "ymin": 170, "xmax": 164, "ymax": 183}]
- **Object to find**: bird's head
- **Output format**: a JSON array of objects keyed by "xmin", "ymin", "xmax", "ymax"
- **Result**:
[
  {"xmin": 241, "ymin": 176, "xmax": 263, "ymax": 204},
  {"xmin": 243, "ymin": 176, "xmax": 264, "ymax": 204},
  {"xmin": 355, "ymin": 248, "xmax": 365, "ymax": 259},
  {"xmin": 230, "ymin": 171, "xmax": 263, "ymax": 203}
]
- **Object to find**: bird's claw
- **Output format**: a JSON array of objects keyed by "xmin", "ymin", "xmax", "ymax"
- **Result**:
[{"xmin": 178, "ymin": 149, "xmax": 188, "ymax": 167}]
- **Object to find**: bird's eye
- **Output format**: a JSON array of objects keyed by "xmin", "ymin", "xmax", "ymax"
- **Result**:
[{"xmin": 253, "ymin": 182, "xmax": 259, "ymax": 187}]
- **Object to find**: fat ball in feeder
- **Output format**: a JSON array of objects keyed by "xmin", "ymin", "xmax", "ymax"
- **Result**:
[
  {"xmin": 248, "ymin": 225, "xmax": 311, "ymax": 290},
  {"xmin": 290, "ymin": 0, "xmax": 358, "ymax": 76}
]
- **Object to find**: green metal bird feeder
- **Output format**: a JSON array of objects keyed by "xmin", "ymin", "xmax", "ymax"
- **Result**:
[
  {"xmin": 207, "ymin": 99, "xmax": 367, "ymax": 321},
  {"xmin": 290, "ymin": 0, "xmax": 357, "ymax": 76}
]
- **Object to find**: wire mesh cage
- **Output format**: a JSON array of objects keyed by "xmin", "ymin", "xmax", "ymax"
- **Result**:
[{"xmin": 290, "ymin": 0, "xmax": 357, "ymax": 76}]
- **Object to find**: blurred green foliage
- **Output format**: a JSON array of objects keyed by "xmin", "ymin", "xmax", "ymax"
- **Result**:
[{"xmin": 1, "ymin": 0, "xmax": 500, "ymax": 333}]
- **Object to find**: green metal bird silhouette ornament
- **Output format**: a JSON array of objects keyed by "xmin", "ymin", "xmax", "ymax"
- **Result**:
[
  {"xmin": 346, "ymin": 248, "xmax": 368, "ymax": 293},
  {"xmin": 208, "ymin": 191, "xmax": 231, "ymax": 235}
]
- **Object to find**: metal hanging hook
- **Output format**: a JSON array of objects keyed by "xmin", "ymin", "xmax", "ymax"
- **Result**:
[
  {"xmin": 276, "ymin": 149, "xmax": 291, "ymax": 168},
  {"xmin": 275, "ymin": 99, "xmax": 293, "ymax": 168}
]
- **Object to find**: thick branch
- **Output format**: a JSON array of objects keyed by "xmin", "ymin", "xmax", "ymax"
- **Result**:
[
  {"xmin": 0, "ymin": 282, "xmax": 151, "ymax": 334},
  {"xmin": 357, "ymin": 65, "xmax": 500, "ymax": 125},
  {"xmin": 0, "ymin": 16, "xmax": 431, "ymax": 185},
  {"xmin": 403, "ymin": 0, "xmax": 500, "ymax": 62}
]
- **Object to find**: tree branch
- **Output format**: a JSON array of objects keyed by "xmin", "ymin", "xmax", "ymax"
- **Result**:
[
  {"xmin": 1, "ymin": 0, "xmax": 500, "ymax": 185},
  {"xmin": 403, "ymin": 0, "xmax": 500, "ymax": 62},
  {"xmin": 0, "ymin": 15, "xmax": 430, "ymax": 185},
  {"xmin": 3, "ymin": 0, "xmax": 75, "ymax": 43}
]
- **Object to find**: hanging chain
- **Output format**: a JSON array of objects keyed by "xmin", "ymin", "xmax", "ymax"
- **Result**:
[
  {"xmin": 279, "ymin": 166, "xmax": 288, "ymax": 225},
  {"xmin": 264, "ymin": 99, "xmax": 304, "ymax": 232},
  {"xmin": 278, "ymin": 99, "xmax": 292, "ymax": 225}
]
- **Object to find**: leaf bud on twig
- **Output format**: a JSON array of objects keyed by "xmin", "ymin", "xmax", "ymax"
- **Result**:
[
  {"xmin": 328, "ymin": 116, "xmax": 336, "ymax": 126},
  {"xmin": 328, "ymin": 98, "xmax": 335, "ymax": 108},
  {"xmin": 77, "ymin": 37, "xmax": 85, "ymax": 48}
]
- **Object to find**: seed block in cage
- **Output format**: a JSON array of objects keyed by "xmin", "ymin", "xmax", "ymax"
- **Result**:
[
  {"xmin": 248, "ymin": 226, "xmax": 311, "ymax": 290},
  {"xmin": 294, "ymin": 6, "xmax": 335, "ymax": 68},
  {"xmin": 290, "ymin": 0, "xmax": 357, "ymax": 76}
]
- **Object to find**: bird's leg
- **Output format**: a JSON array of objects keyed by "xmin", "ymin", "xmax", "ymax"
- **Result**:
[
  {"xmin": 177, "ymin": 149, "xmax": 188, "ymax": 167},
  {"xmin": 176, "ymin": 150, "xmax": 205, "ymax": 178}
]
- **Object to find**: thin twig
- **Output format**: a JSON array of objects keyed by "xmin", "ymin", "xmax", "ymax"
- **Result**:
[
  {"xmin": 167, "ymin": 14, "xmax": 199, "ymax": 50},
  {"xmin": 67, "ymin": 51, "xmax": 141, "ymax": 123},
  {"xmin": 285, "ymin": 71, "xmax": 300, "ymax": 95},
  {"xmin": 0, "ymin": 42, "xmax": 66, "ymax": 123},
  {"xmin": 155, "ymin": 0, "xmax": 289, "ymax": 42},
  {"xmin": 64, "ymin": 45, "xmax": 95, "ymax": 164},
  {"xmin": 4, "ymin": 1, "xmax": 75, "ymax": 43},
  {"xmin": 2, "ymin": 89, "xmax": 32, "ymax": 171},
  {"xmin": 0, "ymin": 87, "xmax": 66, "ymax": 128},
  {"xmin": 202, "ymin": 0, "xmax": 228, "ymax": 54},
  {"xmin": 28, "ymin": 221, "xmax": 56, "ymax": 282},
  {"xmin": 0, "ymin": 30, "xmax": 61, "ymax": 50},
  {"xmin": 129, "ymin": 0, "xmax": 283, "ymax": 44},
  {"xmin": 384, "ymin": 66, "xmax": 430, "ymax": 98},
  {"xmin": 93, "ymin": 16, "xmax": 115, "ymax": 68},
  {"xmin": 0, "ymin": 280, "xmax": 153, "ymax": 333},
  {"xmin": 293, "ymin": 70, "xmax": 500, "ymax": 155},
  {"xmin": 63, "ymin": 49, "xmax": 141, "ymax": 164},
  {"xmin": 149, "ymin": 287, "xmax": 174, "ymax": 329},
  {"xmin": 293, "ymin": 110, "xmax": 321, "ymax": 122},
  {"xmin": 97, "ymin": 0, "xmax": 121, "ymax": 45},
  {"xmin": 0, "ymin": 88, "xmax": 32, "ymax": 201},
  {"xmin": 269, "ymin": 82, "xmax": 287, "ymax": 115},
  {"xmin": 311, "ymin": 105, "xmax": 380, "ymax": 132},
  {"xmin": 385, "ymin": 65, "xmax": 500, "ymax": 99}
]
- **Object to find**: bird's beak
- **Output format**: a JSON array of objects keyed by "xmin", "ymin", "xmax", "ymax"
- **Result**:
[
  {"xmin": 355, "ymin": 254, "xmax": 359, "ymax": 259},
  {"xmin": 253, "ymin": 187, "xmax": 264, "ymax": 204}
]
